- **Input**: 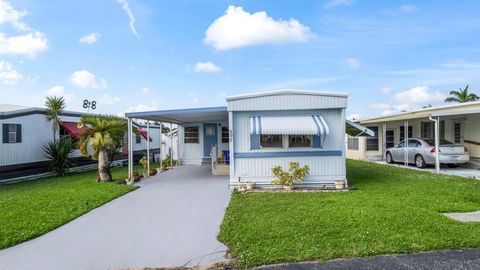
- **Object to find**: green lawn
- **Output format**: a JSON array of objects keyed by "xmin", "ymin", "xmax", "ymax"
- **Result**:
[
  {"xmin": 218, "ymin": 160, "xmax": 480, "ymax": 268},
  {"xmin": 0, "ymin": 166, "xmax": 137, "ymax": 249}
]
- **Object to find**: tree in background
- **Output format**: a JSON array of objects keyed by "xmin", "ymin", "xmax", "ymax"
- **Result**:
[
  {"xmin": 77, "ymin": 115, "xmax": 129, "ymax": 182},
  {"xmin": 45, "ymin": 96, "xmax": 66, "ymax": 142},
  {"xmin": 445, "ymin": 85, "xmax": 479, "ymax": 103}
]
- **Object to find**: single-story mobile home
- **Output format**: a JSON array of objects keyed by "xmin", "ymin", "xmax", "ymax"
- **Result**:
[
  {"xmin": 346, "ymin": 101, "xmax": 480, "ymax": 170},
  {"xmin": 125, "ymin": 89, "xmax": 373, "ymax": 188},
  {"xmin": 0, "ymin": 104, "xmax": 176, "ymax": 181}
]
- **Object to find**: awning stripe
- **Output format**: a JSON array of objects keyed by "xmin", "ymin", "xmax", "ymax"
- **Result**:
[
  {"xmin": 250, "ymin": 115, "xmax": 329, "ymax": 136},
  {"xmin": 318, "ymin": 115, "xmax": 330, "ymax": 135}
]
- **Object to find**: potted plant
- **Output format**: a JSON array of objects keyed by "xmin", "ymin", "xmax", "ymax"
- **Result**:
[
  {"xmin": 149, "ymin": 168, "xmax": 157, "ymax": 176},
  {"xmin": 245, "ymin": 181, "xmax": 256, "ymax": 190},
  {"xmin": 335, "ymin": 180, "xmax": 345, "ymax": 189},
  {"xmin": 272, "ymin": 162, "xmax": 310, "ymax": 190},
  {"xmin": 139, "ymin": 156, "xmax": 149, "ymax": 178}
]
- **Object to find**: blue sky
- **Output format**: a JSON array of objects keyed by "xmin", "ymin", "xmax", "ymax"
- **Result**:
[{"xmin": 1, "ymin": 0, "xmax": 480, "ymax": 119}]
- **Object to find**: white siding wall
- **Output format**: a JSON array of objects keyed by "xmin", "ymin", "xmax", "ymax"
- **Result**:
[
  {"xmin": 228, "ymin": 94, "xmax": 347, "ymax": 111},
  {"xmin": 231, "ymin": 109, "xmax": 346, "ymax": 185}
]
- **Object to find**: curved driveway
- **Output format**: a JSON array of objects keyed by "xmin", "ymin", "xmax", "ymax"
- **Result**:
[{"xmin": 0, "ymin": 166, "xmax": 231, "ymax": 270}]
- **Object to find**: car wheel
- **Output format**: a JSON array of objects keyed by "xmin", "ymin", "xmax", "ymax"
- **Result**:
[
  {"xmin": 415, "ymin": 155, "xmax": 426, "ymax": 168},
  {"xmin": 447, "ymin": 164, "xmax": 459, "ymax": 168},
  {"xmin": 386, "ymin": 152, "xmax": 394, "ymax": 164}
]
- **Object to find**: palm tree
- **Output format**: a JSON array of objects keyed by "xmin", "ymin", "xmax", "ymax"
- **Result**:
[
  {"xmin": 77, "ymin": 115, "xmax": 129, "ymax": 182},
  {"xmin": 45, "ymin": 96, "xmax": 66, "ymax": 141},
  {"xmin": 444, "ymin": 85, "xmax": 479, "ymax": 103}
]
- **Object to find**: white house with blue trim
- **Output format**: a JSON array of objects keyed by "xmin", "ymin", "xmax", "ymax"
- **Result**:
[{"xmin": 124, "ymin": 89, "xmax": 373, "ymax": 188}]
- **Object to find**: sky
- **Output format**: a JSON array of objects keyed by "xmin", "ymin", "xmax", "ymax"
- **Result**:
[{"xmin": 1, "ymin": 0, "xmax": 480, "ymax": 119}]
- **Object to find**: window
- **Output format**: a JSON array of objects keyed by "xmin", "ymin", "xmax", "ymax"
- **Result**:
[
  {"xmin": 221, "ymin": 127, "xmax": 229, "ymax": 143},
  {"xmin": 347, "ymin": 137, "xmax": 359, "ymax": 150},
  {"xmin": 288, "ymin": 135, "xmax": 312, "ymax": 148},
  {"xmin": 454, "ymin": 123, "xmax": 462, "ymax": 143},
  {"xmin": 408, "ymin": 139, "xmax": 420, "ymax": 148},
  {"xmin": 184, "ymin": 126, "xmax": 199, "ymax": 143},
  {"xmin": 421, "ymin": 121, "xmax": 445, "ymax": 139},
  {"xmin": 136, "ymin": 134, "xmax": 141, "ymax": 144},
  {"xmin": 400, "ymin": 126, "xmax": 413, "ymax": 141},
  {"xmin": 397, "ymin": 141, "xmax": 406, "ymax": 148},
  {"xmin": 366, "ymin": 126, "xmax": 379, "ymax": 151},
  {"xmin": 2, "ymin": 124, "xmax": 21, "ymax": 143},
  {"xmin": 385, "ymin": 130, "xmax": 395, "ymax": 148},
  {"xmin": 260, "ymin": 134, "xmax": 282, "ymax": 148}
]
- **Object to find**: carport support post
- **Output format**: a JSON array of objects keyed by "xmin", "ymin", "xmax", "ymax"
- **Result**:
[
  {"xmin": 404, "ymin": 120, "xmax": 409, "ymax": 167},
  {"xmin": 159, "ymin": 122, "xmax": 163, "ymax": 172},
  {"xmin": 170, "ymin": 123, "xmax": 173, "ymax": 168},
  {"xmin": 434, "ymin": 116, "xmax": 440, "ymax": 173},
  {"xmin": 382, "ymin": 122, "xmax": 387, "ymax": 161},
  {"xmin": 176, "ymin": 125, "xmax": 180, "ymax": 166},
  {"xmin": 127, "ymin": 117, "xmax": 133, "ymax": 182},
  {"xmin": 146, "ymin": 120, "xmax": 150, "ymax": 178}
]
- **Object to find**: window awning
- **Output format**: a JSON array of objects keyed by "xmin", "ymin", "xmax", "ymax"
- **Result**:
[
  {"xmin": 139, "ymin": 129, "xmax": 153, "ymax": 142},
  {"xmin": 250, "ymin": 115, "xmax": 330, "ymax": 135},
  {"xmin": 346, "ymin": 120, "xmax": 375, "ymax": 137},
  {"xmin": 60, "ymin": 122, "xmax": 88, "ymax": 138}
]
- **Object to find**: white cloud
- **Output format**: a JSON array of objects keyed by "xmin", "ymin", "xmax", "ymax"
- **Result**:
[
  {"xmin": 141, "ymin": 87, "xmax": 150, "ymax": 95},
  {"xmin": 347, "ymin": 113, "xmax": 361, "ymax": 121},
  {"xmin": 380, "ymin": 87, "xmax": 391, "ymax": 94},
  {"xmin": 217, "ymin": 92, "xmax": 227, "ymax": 97},
  {"xmin": 0, "ymin": 60, "xmax": 22, "ymax": 85},
  {"xmin": 204, "ymin": 5, "xmax": 314, "ymax": 50},
  {"xmin": 125, "ymin": 102, "xmax": 159, "ymax": 113},
  {"xmin": 46, "ymin": 85, "xmax": 64, "ymax": 95},
  {"xmin": 344, "ymin": 58, "xmax": 361, "ymax": 69},
  {"xmin": 70, "ymin": 70, "xmax": 107, "ymax": 89},
  {"xmin": 324, "ymin": 0, "xmax": 356, "ymax": 8},
  {"xmin": 117, "ymin": 0, "xmax": 140, "ymax": 39},
  {"xmin": 79, "ymin": 32, "xmax": 100, "ymax": 45},
  {"xmin": 369, "ymin": 86, "xmax": 447, "ymax": 115},
  {"xmin": 0, "ymin": 0, "xmax": 28, "ymax": 30},
  {"xmin": 0, "ymin": 31, "xmax": 47, "ymax": 57},
  {"xmin": 398, "ymin": 4, "xmax": 417, "ymax": 13},
  {"xmin": 100, "ymin": 94, "xmax": 120, "ymax": 105},
  {"xmin": 393, "ymin": 86, "xmax": 445, "ymax": 105},
  {"xmin": 0, "ymin": 1, "xmax": 48, "ymax": 57},
  {"xmin": 194, "ymin": 61, "xmax": 222, "ymax": 73},
  {"xmin": 45, "ymin": 85, "xmax": 75, "ymax": 103}
]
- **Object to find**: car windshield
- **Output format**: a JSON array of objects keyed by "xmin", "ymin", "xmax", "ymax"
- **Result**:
[{"xmin": 423, "ymin": 139, "xmax": 456, "ymax": 146}]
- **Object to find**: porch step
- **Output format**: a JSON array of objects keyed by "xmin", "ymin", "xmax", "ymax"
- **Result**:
[{"xmin": 201, "ymin": 157, "xmax": 212, "ymax": 165}]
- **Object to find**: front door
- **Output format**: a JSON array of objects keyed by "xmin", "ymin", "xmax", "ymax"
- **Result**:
[{"xmin": 203, "ymin": 123, "xmax": 217, "ymax": 156}]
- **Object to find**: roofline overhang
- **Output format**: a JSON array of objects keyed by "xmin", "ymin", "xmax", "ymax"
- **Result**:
[{"xmin": 226, "ymin": 89, "xmax": 348, "ymax": 101}]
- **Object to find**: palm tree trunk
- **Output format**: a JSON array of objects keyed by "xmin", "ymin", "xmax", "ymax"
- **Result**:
[{"xmin": 98, "ymin": 149, "xmax": 112, "ymax": 182}]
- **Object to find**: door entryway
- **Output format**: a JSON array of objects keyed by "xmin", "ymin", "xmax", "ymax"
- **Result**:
[{"xmin": 203, "ymin": 123, "xmax": 217, "ymax": 156}]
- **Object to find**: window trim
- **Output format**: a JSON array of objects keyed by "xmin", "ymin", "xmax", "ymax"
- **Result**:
[
  {"xmin": 221, "ymin": 126, "xmax": 229, "ymax": 144},
  {"xmin": 3, "ymin": 123, "xmax": 21, "ymax": 144},
  {"xmin": 366, "ymin": 126, "xmax": 379, "ymax": 151},
  {"xmin": 184, "ymin": 126, "xmax": 199, "ymax": 144}
]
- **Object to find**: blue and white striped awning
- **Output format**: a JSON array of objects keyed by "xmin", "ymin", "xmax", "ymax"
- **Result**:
[{"xmin": 250, "ymin": 115, "xmax": 329, "ymax": 135}]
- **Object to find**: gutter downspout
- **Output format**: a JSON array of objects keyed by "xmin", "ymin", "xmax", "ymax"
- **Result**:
[{"xmin": 429, "ymin": 116, "xmax": 441, "ymax": 174}]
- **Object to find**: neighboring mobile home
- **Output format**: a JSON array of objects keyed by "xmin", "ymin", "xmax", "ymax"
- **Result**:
[
  {"xmin": 0, "ymin": 104, "xmax": 176, "ymax": 180},
  {"xmin": 346, "ymin": 101, "xmax": 480, "ymax": 167},
  {"xmin": 125, "ymin": 89, "xmax": 373, "ymax": 188}
]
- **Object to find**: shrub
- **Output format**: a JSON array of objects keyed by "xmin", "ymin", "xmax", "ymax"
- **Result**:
[
  {"xmin": 43, "ymin": 136, "xmax": 75, "ymax": 177},
  {"xmin": 272, "ymin": 162, "xmax": 310, "ymax": 187},
  {"xmin": 139, "ymin": 156, "xmax": 148, "ymax": 172},
  {"xmin": 161, "ymin": 156, "xmax": 177, "ymax": 169}
]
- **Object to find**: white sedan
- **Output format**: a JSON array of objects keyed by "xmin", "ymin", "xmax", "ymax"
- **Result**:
[{"xmin": 386, "ymin": 138, "xmax": 470, "ymax": 168}]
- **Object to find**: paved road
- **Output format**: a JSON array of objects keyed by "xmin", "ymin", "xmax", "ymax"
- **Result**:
[
  {"xmin": 0, "ymin": 166, "xmax": 231, "ymax": 270},
  {"xmin": 253, "ymin": 249, "xmax": 480, "ymax": 270}
]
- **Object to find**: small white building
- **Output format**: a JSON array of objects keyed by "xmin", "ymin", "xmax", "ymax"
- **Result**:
[
  {"xmin": 0, "ymin": 104, "xmax": 176, "ymax": 180},
  {"xmin": 125, "ymin": 89, "xmax": 373, "ymax": 188}
]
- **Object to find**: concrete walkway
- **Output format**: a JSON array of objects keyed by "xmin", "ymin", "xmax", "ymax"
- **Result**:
[
  {"xmin": 0, "ymin": 166, "xmax": 231, "ymax": 270},
  {"xmin": 253, "ymin": 249, "xmax": 480, "ymax": 270},
  {"xmin": 374, "ymin": 161, "xmax": 480, "ymax": 179}
]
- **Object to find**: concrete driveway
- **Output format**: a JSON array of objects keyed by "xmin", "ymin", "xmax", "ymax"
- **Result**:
[{"xmin": 0, "ymin": 166, "xmax": 231, "ymax": 270}]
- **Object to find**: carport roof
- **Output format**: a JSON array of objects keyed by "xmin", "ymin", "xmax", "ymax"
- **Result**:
[{"xmin": 124, "ymin": 106, "xmax": 228, "ymax": 124}]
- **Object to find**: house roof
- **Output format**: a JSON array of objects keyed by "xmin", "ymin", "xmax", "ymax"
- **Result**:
[
  {"xmin": 124, "ymin": 106, "xmax": 228, "ymax": 124},
  {"xmin": 0, "ymin": 103, "xmax": 86, "ymax": 120},
  {"xmin": 360, "ymin": 101, "xmax": 480, "ymax": 124},
  {"xmin": 226, "ymin": 89, "xmax": 348, "ymax": 101}
]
